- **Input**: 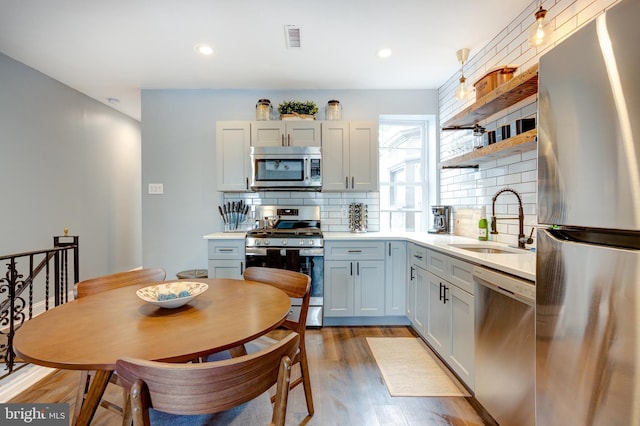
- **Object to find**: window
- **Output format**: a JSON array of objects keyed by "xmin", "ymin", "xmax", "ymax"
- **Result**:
[{"xmin": 379, "ymin": 115, "xmax": 437, "ymax": 232}]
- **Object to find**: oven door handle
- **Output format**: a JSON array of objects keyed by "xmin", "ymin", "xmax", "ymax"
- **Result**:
[
  {"xmin": 245, "ymin": 247, "xmax": 324, "ymax": 257},
  {"xmin": 246, "ymin": 247, "xmax": 284, "ymax": 257}
]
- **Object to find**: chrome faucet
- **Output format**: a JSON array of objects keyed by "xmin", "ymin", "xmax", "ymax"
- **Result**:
[{"xmin": 490, "ymin": 188, "xmax": 533, "ymax": 249}]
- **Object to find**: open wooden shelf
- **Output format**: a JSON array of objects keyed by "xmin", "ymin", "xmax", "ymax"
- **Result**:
[
  {"xmin": 440, "ymin": 129, "xmax": 537, "ymax": 168},
  {"xmin": 442, "ymin": 64, "xmax": 539, "ymax": 129}
]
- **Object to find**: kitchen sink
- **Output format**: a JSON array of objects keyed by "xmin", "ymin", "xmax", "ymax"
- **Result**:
[{"xmin": 448, "ymin": 244, "xmax": 525, "ymax": 254}]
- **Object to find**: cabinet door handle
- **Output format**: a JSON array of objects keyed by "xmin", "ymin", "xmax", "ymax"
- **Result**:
[
  {"xmin": 240, "ymin": 261, "xmax": 244, "ymax": 275},
  {"xmin": 281, "ymin": 135, "xmax": 285, "ymax": 146},
  {"xmin": 345, "ymin": 176, "xmax": 349, "ymax": 189},
  {"xmin": 245, "ymin": 177, "xmax": 249, "ymax": 190},
  {"xmin": 350, "ymin": 262, "xmax": 353, "ymax": 276},
  {"xmin": 443, "ymin": 285, "xmax": 449, "ymax": 304},
  {"xmin": 388, "ymin": 243, "xmax": 391, "ymax": 256},
  {"xmin": 439, "ymin": 282, "xmax": 443, "ymax": 301},
  {"xmin": 410, "ymin": 266, "xmax": 415, "ymax": 280},
  {"xmin": 357, "ymin": 262, "xmax": 360, "ymax": 276},
  {"xmin": 287, "ymin": 134, "xmax": 291, "ymax": 146},
  {"xmin": 351, "ymin": 176, "xmax": 354, "ymax": 189},
  {"xmin": 413, "ymin": 254, "xmax": 423, "ymax": 260}
]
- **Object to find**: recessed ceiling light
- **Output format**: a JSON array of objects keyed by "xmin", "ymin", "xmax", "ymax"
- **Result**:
[
  {"xmin": 377, "ymin": 48, "xmax": 392, "ymax": 58},
  {"xmin": 194, "ymin": 43, "xmax": 214, "ymax": 56}
]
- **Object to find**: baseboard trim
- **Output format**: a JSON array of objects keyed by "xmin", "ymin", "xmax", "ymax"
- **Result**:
[{"xmin": 0, "ymin": 364, "xmax": 57, "ymax": 402}]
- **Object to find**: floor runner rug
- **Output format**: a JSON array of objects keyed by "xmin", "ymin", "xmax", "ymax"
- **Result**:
[{"xmin": 366, "ymin": 337, "xmax": 471, "ymax": 397}]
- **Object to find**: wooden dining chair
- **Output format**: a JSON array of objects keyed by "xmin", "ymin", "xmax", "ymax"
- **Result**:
[
  {"xmin": 72, "ymin": 267, "xmax": 166, "ymax": 423},
  {"xmin": 116, "ymin": 332, "xmax": 300, "ymax": 426},
  {"xmin": 243, "ymin": 266, "xmax": 315, "ymax": 416}
]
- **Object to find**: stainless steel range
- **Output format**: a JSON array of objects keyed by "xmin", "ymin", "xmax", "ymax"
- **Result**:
[{"xmin": 245, "ymin": 205, "xmax": 324, "ymax": 327}]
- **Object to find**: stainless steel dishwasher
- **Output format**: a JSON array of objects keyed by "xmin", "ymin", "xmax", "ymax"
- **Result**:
[{"xmin": 473, "ymin": 266, "xmax": 535, "ymax": 426}]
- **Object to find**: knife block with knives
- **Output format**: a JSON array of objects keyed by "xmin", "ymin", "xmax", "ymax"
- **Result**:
[{"xmin": 218, "ymin": 200, "xmax": 250, "ymax": 232}]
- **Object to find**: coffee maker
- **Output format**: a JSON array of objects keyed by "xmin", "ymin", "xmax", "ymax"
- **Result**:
[{"xmin": 428, "ymin": 205, "xmax": 452, "ymax": 234}]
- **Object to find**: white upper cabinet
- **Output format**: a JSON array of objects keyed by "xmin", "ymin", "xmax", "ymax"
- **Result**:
[
  {"xmin": 216, "ymin": 121, "xmax": 251, "ymax": 192},
  {"xmin": 251, "ymin": 121, "xmax": 321, "ymax": 147},
  {"xmin": 321, "ymin": 121, "xmax": 378, "ymax": 191},
  {"xmin": 216, "ymin": 119, "xmax": 376, "ymax": 192}
]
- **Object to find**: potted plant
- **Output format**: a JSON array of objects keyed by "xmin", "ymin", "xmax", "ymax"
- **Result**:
[{"xmin": 277, "ymin": 100, "xmax": 318, "ymax": 120}]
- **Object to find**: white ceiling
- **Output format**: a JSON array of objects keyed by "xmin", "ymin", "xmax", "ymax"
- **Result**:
[{"xmin": 0, "ymin": 0, "xmax": 533, "ymax": 121}]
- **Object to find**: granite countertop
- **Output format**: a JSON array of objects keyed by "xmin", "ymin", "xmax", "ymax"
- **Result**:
[{"xmin": 203, "ymin": 231, "xmax": 536, "ymax": 281}]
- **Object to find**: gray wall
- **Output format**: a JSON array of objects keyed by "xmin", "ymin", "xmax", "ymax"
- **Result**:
[
  {"xmin": 0, "ymin": 53, "xmax": 142, "ymax": 283},
  {"xmin": 141, "ymin": 89, "xmax": 438, "ymax": 278}
]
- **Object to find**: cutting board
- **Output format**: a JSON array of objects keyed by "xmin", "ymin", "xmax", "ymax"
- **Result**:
[{"xmin": 454, "ymin": 208, "xmax": 484, "ymax": 238}]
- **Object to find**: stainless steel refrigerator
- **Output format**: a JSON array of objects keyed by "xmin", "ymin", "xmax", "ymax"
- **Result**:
[{"xmin": 537, "ymin": 0, "xmax": 640, "ymax": 424}]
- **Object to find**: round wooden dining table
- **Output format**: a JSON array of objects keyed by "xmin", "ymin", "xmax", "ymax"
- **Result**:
[{"xmin": 13, "ymin": 278, "xmax": 291, "ymax": 426}]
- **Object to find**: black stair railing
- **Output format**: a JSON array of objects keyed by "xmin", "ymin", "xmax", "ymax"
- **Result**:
[{"xmin": 0, "ymin": 235, "xmax": 79, "ymax": 379}]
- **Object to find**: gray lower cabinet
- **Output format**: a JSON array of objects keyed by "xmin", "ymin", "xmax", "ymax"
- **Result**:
[
  {"xmin": 385, "ymin": 241, "xmax": 406, "ymax": 316},
  {"xmin": 207, "ymin": 239, "xmax": 245, "ymax": 279},
  {"xmin": 324, "ymin": 241, "xmax": 386, "ymax": 317},
  {"xmin": 324, "ymin": 259, "xmax": 385, "ymax": 316},
  {"xmin": 407, "ymin": 243, "xmax": 427, "ymax": 332},
  {"xmin": 407, "ymin": 243, "xmax": 475, "ymax": 391}
]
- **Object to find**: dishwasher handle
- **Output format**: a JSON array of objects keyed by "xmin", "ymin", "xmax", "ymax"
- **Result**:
[{"xmin": 473, "ymin": 266, "xmax": 535, "ymax": 305}]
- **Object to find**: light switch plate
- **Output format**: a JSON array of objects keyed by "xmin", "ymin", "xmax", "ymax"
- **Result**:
[{"xmin": 148, "ymin": 183, "xmax": 164, "ymax": 194}]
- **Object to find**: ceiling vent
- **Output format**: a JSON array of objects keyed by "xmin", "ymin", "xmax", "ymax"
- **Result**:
[{"xmin": 284, "ymin": 25, "xmax": 301, "ymax": 48}]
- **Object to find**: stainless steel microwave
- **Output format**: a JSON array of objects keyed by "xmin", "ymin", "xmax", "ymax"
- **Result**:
[{"xmin": 250, "ymin": 146, "xmax": 322, "ymax": 191}]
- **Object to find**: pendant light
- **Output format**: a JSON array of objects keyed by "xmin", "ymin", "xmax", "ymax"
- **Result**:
[
  {"xmin": 528, "ymin": 3, "xmax": 553, "ymax": 47},
  {"xmin": 455, "ymin": 48, "xmax": 471, "ymax": 101}
]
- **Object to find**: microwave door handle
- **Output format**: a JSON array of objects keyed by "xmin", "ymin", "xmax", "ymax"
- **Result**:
[{"xmin": 305, "ymin": 158, "xmax": 309, "ymax": 183}]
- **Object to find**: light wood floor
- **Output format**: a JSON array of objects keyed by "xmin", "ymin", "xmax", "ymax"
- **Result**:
[{"xmin": 8, "ymin": 326, "xmax": 494, "ymax": 425}]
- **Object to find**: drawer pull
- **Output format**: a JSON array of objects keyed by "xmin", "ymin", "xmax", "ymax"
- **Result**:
[{"xmin": 348, "ymin": 250, "xmax": 362, "ymax": 253}]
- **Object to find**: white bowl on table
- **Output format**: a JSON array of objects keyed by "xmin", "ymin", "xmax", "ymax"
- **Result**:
[{"xmin": 136, "ymin": 281, "xmax": 208, "ymax": 309}]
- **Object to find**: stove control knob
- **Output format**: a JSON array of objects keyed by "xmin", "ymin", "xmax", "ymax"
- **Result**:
[
  {"xmin": 308, "ymin": 240, "xmax": 315, "ymax": 246},
  {"xmin": 263, "ymin": 240, "xmax": 270, "ymax": 246},
  {"xmin": 281, "ymin": 239, "xmax": 288, "ymax": 246},
  {"xmin": 299, "ymin": 240, "xmax": 305, "ymax": 246}
]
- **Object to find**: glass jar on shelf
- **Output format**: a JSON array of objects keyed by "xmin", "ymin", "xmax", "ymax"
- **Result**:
[
  {"xmin": 473, "ymin": 124, "xmax": 485, "ymax": 149},
  {"xmin": 325, "ymin": 100, "xmax": 342, "ymax": 120},
  {"xmin": 255, "ymin": 99, "xmax": 272, "ymax": 121}
]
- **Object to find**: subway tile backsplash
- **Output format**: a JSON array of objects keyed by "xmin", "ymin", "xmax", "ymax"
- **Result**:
[{"xmin": 223, "ymin": 191, "xmax": 380, "ymax": 233}]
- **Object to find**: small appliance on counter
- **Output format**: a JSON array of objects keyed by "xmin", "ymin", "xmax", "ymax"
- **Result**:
[
  {"xmin": 348, "ymin": 202, "xmax": 367, "ymax": 233},
  {"xmin": 428, "ymin": 205, "xmax": 451, "ymax": 234}
]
